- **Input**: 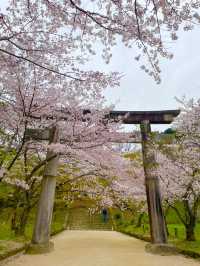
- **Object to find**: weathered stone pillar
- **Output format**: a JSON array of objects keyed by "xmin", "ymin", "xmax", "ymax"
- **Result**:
[
  {"xmin": 140, "ymin": 120, "xmax": 167, "ymax": 244},
  {"xmin": 28, "ymin": 126, "xmax": 60, "ymax": 254}
]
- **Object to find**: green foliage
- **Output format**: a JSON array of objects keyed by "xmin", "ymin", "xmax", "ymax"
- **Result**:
[
  {"xmin": 124, "ymin": 151, "xmax": 141, "ymax": 161},
  {"xmin": 114, "ymin": 213, "xmax": 122, "ymax": 220},
  {"xmin": 0, "ymin": 208, "xmax": 21, "ymax": 241},
  {"xmin": 0, "ymin": 147, "xmax": 16, "ymax": 167},
  {"xmin": 165, "ymin": 202, "xmax": 186, "ymax": 224},
  {"xmin": 0, "ymin": 203, "xmax": 67, "ymax": 242},
  {"xmin": 0, "ymin": 184, "xmax": 13, "ymax": 200},
  {"xmin": 164, "ymin": 128, "xmax": 176, "ymax": 134}
]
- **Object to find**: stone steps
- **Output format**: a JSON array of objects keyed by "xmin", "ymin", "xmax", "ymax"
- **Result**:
[{"xmin": 67, "ymin": 208, "xmax": 113, "ymax": 231}]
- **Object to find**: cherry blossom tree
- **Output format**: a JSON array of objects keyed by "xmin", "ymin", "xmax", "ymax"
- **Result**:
[
  {"xmin": 0, "ymin": 57, "xmax": 129, "ymax": 236},
  {"xmin": 1, "ymin": 1, "xmax": 200, "ymax": 82},
  {"xmin": 155, "ymin": 99, "xmax": 200, "ymax": 241},
  {"xmin": 0, "ymin": 56, "xmax": 121, "ymax": 170},
  {"xmin": 54, "ymin": 145, "xmax": 146, "ymax": 225},
  {"xmin": 87, "ymin": 150, "xmax": 147, "ymax": 227}
]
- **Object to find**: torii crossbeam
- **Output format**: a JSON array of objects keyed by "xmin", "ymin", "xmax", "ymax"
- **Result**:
[{"xmin": 108, "ymin": 109, "xmax": 180, "ymax": 124}]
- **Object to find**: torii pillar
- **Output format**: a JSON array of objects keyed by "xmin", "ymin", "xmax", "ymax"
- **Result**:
[
  {"xmin": 27, "ymin": 126, "xmax": 60, "ymax": 253},
  {"xmin": 109, "ymin": 110, "xmax": 180, "ymax": 245},
  {"xmin": 140, "ymin": 120, "xmax": 167, "ymax": 243}
]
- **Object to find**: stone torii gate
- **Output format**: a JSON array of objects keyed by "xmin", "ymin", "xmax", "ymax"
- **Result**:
[
  {"xmin": 110, "ymin": 110, "xmax": 180, "ymax": 245},
  {"xmin": 27, "ymin": 109, "xmax": 180, "ymax": 253}
]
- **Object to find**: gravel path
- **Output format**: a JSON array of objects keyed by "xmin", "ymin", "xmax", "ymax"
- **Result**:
[{"xmin": 2, "ymin": 230, "xmax": 200, "ymax": 266}]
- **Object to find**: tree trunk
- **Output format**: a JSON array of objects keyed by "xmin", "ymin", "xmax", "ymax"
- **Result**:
[
  {"xmin": 11, "ymin": 205, "xmax": 31, "ymax": 236},
  {"xmin": 163, "ymin": 215, "xmax": 169, "ymax": 236},
  {"xmin": 185, "ymin": 213, "xmax": 196, "ymax": 241},
  {"xmin": 163, "ymin": 206, "xmax": 170, "ymax": 236},
  {"xmin": 186, "ymin": 223, "xmax": 195, "ymax": 241},
  {"xmin": 136, "ymin": 212, "xmax": 144, "ymax": 228},
  {"xmin": 184, "ymin": 199, "xmax": 196, "ymax": 241},
  {"xmin": 16, "ymin": 206, "xmax": 31, "ymax": 236},
  {"xmin": 11, "ymin": 208, "xmax": 18, "ymax": 231}
]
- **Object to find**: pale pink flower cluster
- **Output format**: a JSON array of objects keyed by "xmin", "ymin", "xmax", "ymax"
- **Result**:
[
  {"xmin": 2, "ymin": 177, "xmax": 29, "ymax": 190},
  {"xmin": 154, "ymin": 98, "xmax": 200, "ymax": 205}
]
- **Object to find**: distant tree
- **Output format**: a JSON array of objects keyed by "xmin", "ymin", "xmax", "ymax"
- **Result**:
[{"xmin": 163, "ymin": 128, "xmax": 176, "ymax": 134}]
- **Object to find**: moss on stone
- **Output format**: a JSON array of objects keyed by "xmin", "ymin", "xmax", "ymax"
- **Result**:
[
  {"xmin": 26, "ymin": 241, "xmax": 54, "ymax": 255},
  {"xmin": 145, "ymin": 243, "xmax": 179, "ymax": 256}
]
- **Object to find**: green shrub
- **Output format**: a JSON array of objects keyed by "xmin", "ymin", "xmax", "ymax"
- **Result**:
[{"xmin": 114, "ymin": 213, "xmax": 122, "ymax": 220}]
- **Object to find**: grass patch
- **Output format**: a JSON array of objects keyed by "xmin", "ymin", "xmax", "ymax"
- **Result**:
[
  {"xmin": 0, "ymin": 241, "xmax": 25, "ymax": 260},
  {"xmin": 0, "ymin": 206, "xmax": 67, "ymax": 242},
  {"xmin": 118, "ymin": 222, "xmax": 200, "ymax": 258},
  {"xmin": 174, "ymin": 240, "xmax": 200, "ymax": 256},
  {"xmin": 0, "ymin": 206, "xmax": 67, "ymax": 260}
]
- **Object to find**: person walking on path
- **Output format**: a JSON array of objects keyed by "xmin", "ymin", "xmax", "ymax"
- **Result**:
[{"xmin": 102, "ymin": 208, "xmax": 109, "ymax": 223}]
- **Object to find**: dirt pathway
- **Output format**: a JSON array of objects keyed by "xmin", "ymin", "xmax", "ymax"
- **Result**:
[{"xmin": 2, "ymin": 230, "xmax": 200, "ymax": 266}]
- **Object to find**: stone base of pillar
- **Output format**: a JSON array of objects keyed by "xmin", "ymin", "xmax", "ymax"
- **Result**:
[
  {"xmin": 145, "ymin": 243, "xmax": 178, "ymax": 256},
  {"xmin": 26, "ymin": 241, "xmax": 54, "ymax": 254}
]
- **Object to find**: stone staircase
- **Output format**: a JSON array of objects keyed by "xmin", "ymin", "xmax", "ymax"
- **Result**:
[{"xmin": 66, "ymin": 207, "xmax": 113, "ymax": 231}]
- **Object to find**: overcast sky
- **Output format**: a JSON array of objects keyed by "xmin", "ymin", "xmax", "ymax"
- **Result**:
[
  {"xmin": 102, "ymin": 30, "xmax": 200, "ymax": 112},
  {"xmin": 84, "ymin": 26, "xmax": 200, "ymax": 131}
]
